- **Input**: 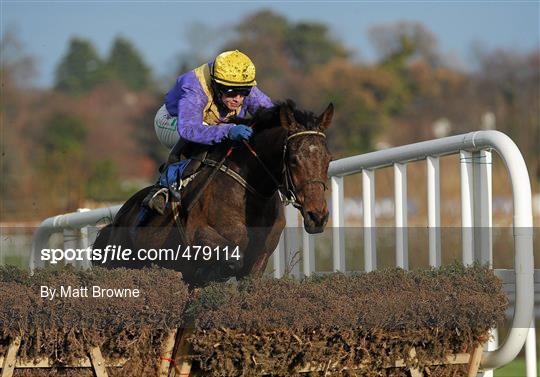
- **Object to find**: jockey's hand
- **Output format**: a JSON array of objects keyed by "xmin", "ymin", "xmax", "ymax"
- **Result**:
[{"xmin": 227, "ymin": 124, "xmax": 253, "ymax": 141}]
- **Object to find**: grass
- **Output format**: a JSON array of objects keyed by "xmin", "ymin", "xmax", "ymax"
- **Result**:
[
  {"xmin": 494, "ymin": 358, "xmax": 536, "ymax": 376},
  {"xmin": 2, "ymin": 255, "xmax": 27, "ymax": 269}
]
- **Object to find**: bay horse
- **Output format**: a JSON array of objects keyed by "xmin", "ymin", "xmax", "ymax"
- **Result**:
[{"xmin": 93, "ymin": 100, "xmax": 333, "ymax": 286}]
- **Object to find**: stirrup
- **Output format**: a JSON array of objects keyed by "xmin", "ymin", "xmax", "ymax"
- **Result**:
[{"xmin": 147, "ymin": 187, "xmax": 169, "ymax": 215}]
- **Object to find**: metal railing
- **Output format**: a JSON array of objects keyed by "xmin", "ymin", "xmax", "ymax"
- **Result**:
[
  {"xmin": 273, "ymin": 130, "xmax": 535, "ymax": 372},
  {"xmin": 29, "ymin": 206, "xmax": 121, "ymax": 271}
]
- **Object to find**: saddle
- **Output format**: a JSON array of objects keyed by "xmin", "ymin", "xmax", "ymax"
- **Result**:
[
  {"xmin": 159, "ymin": 143, "xmax": 209, "ymax": 180},
  {"xmin": 141, "ymin": 142, "xmax": 208, "ymax": 211},
  {"xmin": 178, "ymin": 143, "xmax": 209, "ymax": 178},
  {"xmin": 159, "ymin": 144, "xmax": 209, "ymax": 200}
]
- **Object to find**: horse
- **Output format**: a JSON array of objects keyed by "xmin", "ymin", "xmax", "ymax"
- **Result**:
[{"xmin": 93, "ymin": 100, "xmax": 333, "ymax": 286}]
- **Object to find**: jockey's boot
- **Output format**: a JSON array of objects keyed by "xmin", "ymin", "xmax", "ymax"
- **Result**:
[
  {"xmin": 140, "ymin": 138, "xmax": 185, "ymax": 216},
  {"xmin": 132, "ymin": 187, "xmax": 167, "ymax": 239}
]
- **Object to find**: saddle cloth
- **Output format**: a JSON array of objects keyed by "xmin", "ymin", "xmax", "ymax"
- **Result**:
[{"xmin": 158, "ymin": 160, "xmax": 191, "ymax": 188}]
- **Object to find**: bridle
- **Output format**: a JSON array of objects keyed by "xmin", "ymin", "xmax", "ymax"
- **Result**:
[
  {"xmin": 191, "ymin": 129, "xmax": 328, "ymax": 213},
  {"xmin": 242, "ymin": 130, "xmax": 328, "ymax": 210},
  {"xmin": 280, "ymin": 131, "xmax": 328, "ymax": 209}
]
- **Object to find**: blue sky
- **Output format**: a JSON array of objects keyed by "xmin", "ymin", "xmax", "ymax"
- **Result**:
[{"xmin": 2, "ymin": 1, "xmax": 539, "ymax": 88}]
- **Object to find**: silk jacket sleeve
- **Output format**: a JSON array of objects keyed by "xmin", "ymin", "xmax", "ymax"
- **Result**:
[
  {"xmin": 166, "ymin": 72, "xmax": 234, "ymax": 145},
  {"xmin": 176, "ymin": 89, "xmax": 234, "ymax": 145}
]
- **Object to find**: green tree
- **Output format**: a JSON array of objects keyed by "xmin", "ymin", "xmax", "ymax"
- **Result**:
[
  {"xmin": 313, "ymin": 61, "xmax": 398, "ymax": 154},
  {"xmin": 54, "ymin": 38, "xmax": 105, "ymax": 95},
  {"xmin": 368, "ymin": 22, "xmax": 440, "ymax": 68},
  {"xmin": 40, "ymin": 113, "xmax": 88, "ymax": 210},
  {"xmin": 86, "ymin": 159, "xmax": 126, "ymax": 201},
  {"xmin": 43, "ymin": 113, "xmax": 87, "ymax": 154},
  {"xmin": 225, "ymin": 10, "xmax": 350, "ymax": 81},
  {"xmin": 286, "ymin": 22, "xmax": 349, "ymax": 70},
  {"xmin": 235, "ymin": 10, "xmax": 289, "ymax": 43},
  {"xmin": 106, "ymin": 36, "xmax": 152, "ymax": 91},
  {"xmin": 367, "ymin": 22, "xmax": 442, "ymax": 116}
]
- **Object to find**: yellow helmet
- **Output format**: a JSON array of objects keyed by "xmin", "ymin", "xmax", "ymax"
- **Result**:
[{"xmin": 211, "ymin": 50, "xmax": 257, "ymax": 87}]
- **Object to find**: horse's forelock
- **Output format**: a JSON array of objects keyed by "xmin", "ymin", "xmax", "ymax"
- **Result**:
[{"xmin": 249, "ymin": 100, "xmax": 320, "ymax": 134}]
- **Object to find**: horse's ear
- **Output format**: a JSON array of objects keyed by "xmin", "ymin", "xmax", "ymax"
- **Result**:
[
  {"xmin": 318, "ymin": 103, "xmax": 334, "ymax": 130},
  {"xmin": 280, "ymin": 105, "xmax": 300, "ymax": 132}
]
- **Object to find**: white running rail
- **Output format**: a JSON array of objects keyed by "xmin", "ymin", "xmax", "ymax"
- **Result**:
[
  {"xmin": 276, "ymin": 130, "xmax": 535, "ymax": 372},
  {"xmin": 29, "ymin": 205, "xmax": 122, "ymax": 271}
]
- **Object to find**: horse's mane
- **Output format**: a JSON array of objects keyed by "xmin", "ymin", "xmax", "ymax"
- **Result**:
[{"xmin": 231, "ymin": 99, "xmax": 320, "ymax": 134}]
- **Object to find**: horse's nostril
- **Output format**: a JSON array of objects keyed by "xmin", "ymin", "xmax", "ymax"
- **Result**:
[
  {"xmin": 307, "ymin": 211, "xmax": 323, "ymax": 224},
  {"xmin": 308, "ymin": 211, "xmax": 330, "ymax": 226}
]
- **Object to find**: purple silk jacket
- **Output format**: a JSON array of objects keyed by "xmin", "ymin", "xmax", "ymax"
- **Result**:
[{"xmin": 164, "ymin": 63, "xmax": 273, "ymax": 145}]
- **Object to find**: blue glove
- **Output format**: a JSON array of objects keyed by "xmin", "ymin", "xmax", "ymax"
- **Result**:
[{"xmin": 227, "ymin": 124, "xmax": 253, "ymax": 141}]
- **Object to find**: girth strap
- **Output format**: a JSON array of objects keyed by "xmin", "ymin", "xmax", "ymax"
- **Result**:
[
  {"xmin": 203, "ymin": 159, "xmax": 269, "ymax": 199},
  {"xmin": 170, "ymin": 199, "xmax": 189, "ymax": 245}
]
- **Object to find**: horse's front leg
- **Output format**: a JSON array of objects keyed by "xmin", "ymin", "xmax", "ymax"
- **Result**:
[
  {"xmin": 192, "ymin": 224, "xmax": 248, "ymax": 283},
  {"xmin": 241, "ymin": 212, "xmax": 286, "ymax": 278}
]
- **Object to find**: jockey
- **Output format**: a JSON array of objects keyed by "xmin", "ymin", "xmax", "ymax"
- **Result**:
[{"xmin": 144, "ymin": 50, "xmax": 273, "ymax": 214}]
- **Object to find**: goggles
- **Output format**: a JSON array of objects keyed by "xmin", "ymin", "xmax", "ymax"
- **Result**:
[{"xmin": 219, "ymin": 85, "xmax": 252, "ymax": 98}]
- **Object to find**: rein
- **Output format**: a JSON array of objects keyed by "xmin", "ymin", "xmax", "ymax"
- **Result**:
[{"xmin": 242, "ymin": 140, "xmax": 282, "ymax": 191}]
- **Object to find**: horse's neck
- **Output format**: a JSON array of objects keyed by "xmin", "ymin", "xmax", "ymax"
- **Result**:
[
  {"xmin": 252, "ymin": 127, "xmax": 286, "ymax": 166},
  {"xmin": 233, "ymin": 127, "xmax": 286, "ymax": 197}
]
